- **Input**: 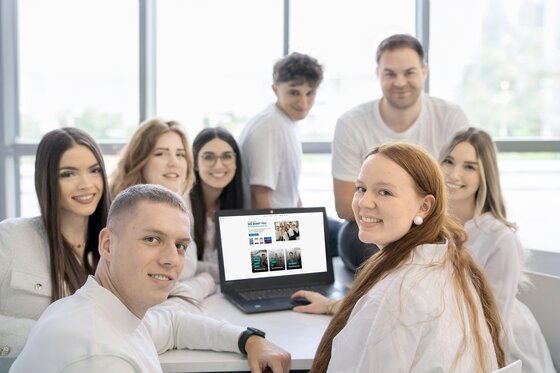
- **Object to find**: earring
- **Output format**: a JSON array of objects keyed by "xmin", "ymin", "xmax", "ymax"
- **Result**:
[{"xmin": 413, "ymin": 215, "xmax": 423, "ymax": 226}]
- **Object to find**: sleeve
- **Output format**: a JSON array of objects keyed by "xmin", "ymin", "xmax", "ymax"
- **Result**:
[
  {"xmin": 195, "ymin": 260, "xmax": 220, "ymax": 283},
  {"xmin": 483, "ymin": 231, "xmax": 523, "ymax": 322},
  {"xmin": 60, "ymin": 356, "xmax": 139, "ymax": 373},
  {"xmin": 445, "ymin": 105, "xmax": 470, "ymax": 139},
  {"xmin": 0, "ymin": 315, "xmax": 36, "ymax": 358},
  {"xmin": 331, "ymin": 116, "xmax": 363, "ymax": 182},
  {"xmin": 174, "ymin": 237, "xmax": 214, "ymax": 301},
  {"xmin": 242, "ymin": 122, "xmax": 282, "ymax": 190},
  {"xmin": 142, "ymin": 307, "xmax": 245, "ymax": 354},
  {"xmin": 327, "ymin": 278, "xmax": 433, "ymax": 372},
  {"xmin": 0, "ymin": 222, "xmax": 37, "ymax": 358},
  {"xmin": 168, "ymin": 274, "xmax": 215, "ymax": 303}
]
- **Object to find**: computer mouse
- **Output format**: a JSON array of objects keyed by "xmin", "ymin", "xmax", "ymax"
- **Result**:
[{"xmin": 291, "ymin": 297, "xmax": 311, "ymax": 306}]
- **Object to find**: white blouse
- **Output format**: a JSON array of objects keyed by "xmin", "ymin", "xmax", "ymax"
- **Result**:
[{"xmin": 327, "ymin": 243, "xmax": 498, "ymax": 373}]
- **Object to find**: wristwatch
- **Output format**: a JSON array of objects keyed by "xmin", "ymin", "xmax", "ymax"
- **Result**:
[{"xmin": 238, "ymin": 327, "xmax": 266, "ymax": 355}]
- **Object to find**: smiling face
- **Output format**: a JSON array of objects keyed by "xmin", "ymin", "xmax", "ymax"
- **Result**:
[
  {"xmin": 377, "ymin": 47, "xmax": 427, "ymax": 110},
  {"xmin": 100, "ymin": 200, "xmax": 190, "ymax": 318},
  {"xmin": 441, "ymin": 141, "xmax": 481, "ymax": 205},
  {"xmin": 58, "ymin": 145, "xmax": 104, "ymax": 224},
  {"xmin": 142, "ymin": 132, "xmax": 187, "ymax": 193},
  {"xmin": 273, "ymin": 81, "xmax": 317, "ymax": 121},
  {"xmin": 197, "ymin": 138, "xmax": 237, "ymax": 192},
  {"xmin": 352, "ymin": 153, "xmax": 430, "ymax": 248}
]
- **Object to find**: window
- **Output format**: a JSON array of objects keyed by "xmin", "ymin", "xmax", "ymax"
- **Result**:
[
  {"xmin": 290, "ymin": 0, "xmax": 415, "ymax": 141},
  {"xmin": 18, "ymin": 0, "xmax": 139, "ymax": 140},
  {"xmin": 156, "ymin": 0, "xmax": 283, "ymax": 138},
  {"xmin": 430, "ymin": 0, "xmax": 560, "ymax": 138},
  {"xmin": 429, "ymin": 0, "xmax": 560, "ymax": 252}
]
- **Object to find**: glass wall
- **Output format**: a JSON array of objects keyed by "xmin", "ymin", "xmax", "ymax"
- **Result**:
[
  {"xmin": 430, "ymin": 0, "xmax": 560, "ymax": 138},
  {"xmin": 18, "ymin": 0, "xmax": 139, "ymax": 140},
  {"xmin": 290, "ymin": 0, "xmax": 415, "ymax": 141},
  {"xmin": 2, "ymin": 0, "xmax": 559, "ymax": 253},
  {"xmin": 156, "ymin": 0, "xmax": 283, "ymax": 138}
]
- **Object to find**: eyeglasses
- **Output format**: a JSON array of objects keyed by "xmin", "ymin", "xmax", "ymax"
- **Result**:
[{"xmin": 199, "ymin": 151, "xmax": 236, "ymax": 166}]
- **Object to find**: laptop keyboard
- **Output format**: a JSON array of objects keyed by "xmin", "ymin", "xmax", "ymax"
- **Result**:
[{"xmin": 239, "ymin": 285, "xmax": 333, "ymax": 301}]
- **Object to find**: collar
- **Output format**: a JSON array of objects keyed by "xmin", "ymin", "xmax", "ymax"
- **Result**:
[
  {"xmin": 405, "ymin": 241, "xmax": 449, "ymax": 265},
  {"xmin": 80, "ymin": 276, "xmax": 142, "ymax": 332}
]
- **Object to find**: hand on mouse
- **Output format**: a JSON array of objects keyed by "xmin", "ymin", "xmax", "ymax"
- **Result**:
[{"xmin": 290, "ymin": 290, "xmax": 339, "ymax": 315}]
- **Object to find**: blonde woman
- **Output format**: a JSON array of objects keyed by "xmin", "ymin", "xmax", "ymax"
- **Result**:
[{"xmin": 441, "ymin": 127, "xmax": 556, "ymax": 373}]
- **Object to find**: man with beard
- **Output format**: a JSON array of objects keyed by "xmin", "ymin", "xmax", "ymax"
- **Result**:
[{"xmin": 332, "ymin": 34, "xmax": 469, "ymax": 270}]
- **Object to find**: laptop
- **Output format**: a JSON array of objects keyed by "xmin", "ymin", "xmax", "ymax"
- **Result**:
[{"xmin": 215, "ymin": 207, "xmax": 347, "ymax": 313}]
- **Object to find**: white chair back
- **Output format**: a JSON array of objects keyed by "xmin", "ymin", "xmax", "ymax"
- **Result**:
[
  {"xmin": 517, "ymin": 270, "xmax": 560, "ymax": 370},
  {"xmin": 490, "ymin": 360, "xmax": 522, "ymax": 373}
]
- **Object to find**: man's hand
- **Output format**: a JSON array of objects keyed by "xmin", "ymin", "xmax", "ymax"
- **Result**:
[{"xmin": 245, "ymin": 336, "xmax": 291, "ymax": 373}]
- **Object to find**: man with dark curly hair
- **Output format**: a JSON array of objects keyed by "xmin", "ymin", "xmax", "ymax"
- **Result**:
[{"xmin": 239, "ymin": 52, "xmax": 323, "ymax": 210}]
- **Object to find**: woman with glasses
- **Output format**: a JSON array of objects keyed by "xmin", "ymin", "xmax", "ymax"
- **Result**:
[
  {"xmin": 110, "ymin": 118, "xmax": 215, "ymax": 304},
  {"xmin": 189, "ymin": 127, "xmax": 244, "ymax": 282}
]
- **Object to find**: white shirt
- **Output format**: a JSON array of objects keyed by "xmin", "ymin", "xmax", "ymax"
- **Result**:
[
  {"xmin": 10, "ymin": 276, "xmax": 162, "ymax": 373},
  {"xmin": 10, "ymin": 277, "xmax": 244, "ymax": 373},
  {"xmin": 466, "ymin": 213, "xmax": 557, "ymax": 373},
  {"xmin": 327, "ymin": 243, "xmax": 498, "ymax": 373},
  {"xmin": 239, "ymin": 103, "xmax": 302, "ymax": 208},
  {"xmin": 332, "ymin": 95, "xmax": 469, "ymax": 182}
]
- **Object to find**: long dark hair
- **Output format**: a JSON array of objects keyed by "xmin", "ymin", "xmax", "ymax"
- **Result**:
[
  {"xmin": 311, "ymin": 143, "xmax": 504, "ymax": 372},
  {"xmin": 35, "ymin": 127, "xmax": 111, "ymax": 302},
  {"xmin": 189, "ymin": 127, "xmax": 244, "ymax": 260}
]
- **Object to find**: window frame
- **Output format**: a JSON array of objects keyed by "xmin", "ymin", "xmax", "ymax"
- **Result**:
[{"xmin": 1, "ymin": 0, "xmax": 559, "ymax": 221}]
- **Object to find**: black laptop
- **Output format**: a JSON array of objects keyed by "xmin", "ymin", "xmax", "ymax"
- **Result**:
[{"xmin": 215, "ymin": 207, "xmax": 346, "ymax": 313}]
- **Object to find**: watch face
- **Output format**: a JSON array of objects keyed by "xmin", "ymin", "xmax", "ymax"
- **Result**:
[{"xmin": 248, "ymin": 327, "xmax": 266, "ymax": 337}]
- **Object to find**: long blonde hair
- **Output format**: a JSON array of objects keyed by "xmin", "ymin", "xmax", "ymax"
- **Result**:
[
  {"xmin": 311, "ymin": 143, "xmax": 504, "ymax": 372},
  {"xmin": 110, "ymin": 118, "xmax": 194, "ymax": 198},
  {"xmin": 440, "ymin": 127, "xmax": 516, "ymax": 229}
]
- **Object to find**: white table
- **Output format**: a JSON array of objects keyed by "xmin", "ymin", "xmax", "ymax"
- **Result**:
[{"xmin": 159, "ymin": 258, "xmax": 354, "ymax": 372}]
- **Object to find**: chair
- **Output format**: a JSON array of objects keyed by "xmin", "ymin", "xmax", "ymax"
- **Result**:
[
  {"xmin": 517, "ymin": 270, "xmax": 560, "ymax": 370},
  {"xmin": 491, "ymin": 360, "xmax": 522, "ymax": 373},
  {"xmin": 337, "ymin": 220, "xmax": 379, "ymax": 272}
]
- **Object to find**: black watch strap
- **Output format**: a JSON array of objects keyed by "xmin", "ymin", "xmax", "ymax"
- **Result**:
[{"xmin": 238, "ymin": 327, "xmax": 266, "ymax": 355}]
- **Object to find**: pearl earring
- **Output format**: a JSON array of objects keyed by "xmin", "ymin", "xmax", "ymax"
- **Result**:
[{"xmin": 413, "ymin": 215, "xmax": 423, "ymax": 225}]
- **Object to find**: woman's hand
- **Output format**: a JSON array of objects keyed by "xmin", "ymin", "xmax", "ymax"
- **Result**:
[{"xmin": 291, "ymin": 290, "xmax": 337, "ymax": 315}]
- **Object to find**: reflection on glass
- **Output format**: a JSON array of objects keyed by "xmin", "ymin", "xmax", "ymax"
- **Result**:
[
  {"xmin": 430, "ymin": 0, "xmax": 560, "ymax": 138},
  {"xmin": 157, "ymin": 0, "xmax": 283, "ymax": 139},
  {"xmin": 18, "ymin": 0, "xmax": 139, "ymax": 140},
  {"xmin": 291, "ymin": 0, "xmax": 415, "ymax": 141}
]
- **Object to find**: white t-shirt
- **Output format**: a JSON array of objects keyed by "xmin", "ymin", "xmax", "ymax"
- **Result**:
[
  {"xmin": 327, "ymin": 243, "xmax": 498, "ymax": 373},
  {"xmin": 238, "ymin": 104, "xmax": 302, "ymax": 208},
  {"xmin": 466, "ymin": 213, "xmax": 557, "ymax": 373},
  {"xmin": 332, "ymin": 95, "xmax": 469, "ymax": 182},
  {"xmin": 10, "ymin": 276, "xmax": 244, "ymax": 373}
]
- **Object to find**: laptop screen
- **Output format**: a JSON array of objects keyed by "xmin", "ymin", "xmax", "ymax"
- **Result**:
[{"xmin": 216, "ymin": 208, "xmax": 329, "ymax": 282}]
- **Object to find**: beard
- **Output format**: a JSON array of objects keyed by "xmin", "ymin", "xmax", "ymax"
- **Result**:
[{"xmin": 384, "ymin": 87, "xmax": 422, "ymax": 110}]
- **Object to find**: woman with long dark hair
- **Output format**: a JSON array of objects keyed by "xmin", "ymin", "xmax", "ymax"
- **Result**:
[
  {"xmin": 189, "ymin": 127, "xmax": 244, "ymax": 281},
  {"xmin": 0, "ymin": 127, "xmax": 110, "ymax": 367}
]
